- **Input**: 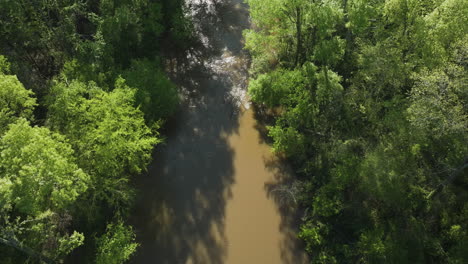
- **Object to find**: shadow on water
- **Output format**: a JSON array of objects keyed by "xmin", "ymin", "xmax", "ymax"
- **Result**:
[
  {"xmin": 131, "ymin": 0, "xmax": 308, "ymax": 263},
  {"xmin": 262, "ymin": 155, "xmax": 310, "ymax": 264},
  {"xmin": 252, "ymin": 102, "xmax": 309, "ymax": 263},
  {"xmin": 131, "ymin": 1, "xmax": 248, "ymax": 263}
]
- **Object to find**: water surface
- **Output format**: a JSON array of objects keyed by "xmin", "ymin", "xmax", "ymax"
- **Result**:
[{"xmin": 131, "ymin": 1, "xmax": 308, "ymax": 263}]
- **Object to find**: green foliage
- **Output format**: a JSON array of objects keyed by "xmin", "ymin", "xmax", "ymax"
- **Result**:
[
  {"xmin": 96, "ymin": 221, "xmax": 138, "ymax": 264},
  {"xmin": 407, "ymin": 66, "xmax": 467, "ymax": 138},
  {"xmin": 243, "ymin": 29, "xmax": 282, "ymax": 74},
  {"xmin": 0, "ymin": 210, "xmax": 86, "ymax": 261},
  {"xmin": 299, "ymin": 222, "xmax": 326, "ymax": 251},
  {"xmin": 57, "ymin": 231, "xmax": 85, "ymax": 257},
  {"xmin": 0, "ymin": 119, "xmax": 89, "ymax": 215},
  {"xmin": 249, "ymin": 69, "xmax": 305, "ymax": 107},
  {"xmin": 246, "ymin": 0, "xmax": 468, "ymax": 262},
  {"xmin": 0, "ymin": 69, "xmax": 37, "ymax": 134},
  {"xmin": 315, "ymin": 68, "xmax": 344, "ymax": 104},
  {"xmin": 124, "ymin": 59, "xmax": 178, "ymax": 123},
  {"xmin": 424, "ymin": 0, "xmax": 468, "ymax": 51},
  {"xmin": 169, "ymin": 8, "xmax": 195, "ymax": 49},
  {"xmin": 356, "ymin": 229, "xmax": 386, "ymax": 263},
  {"xmin": 97, "ymin": 0, "xmax": 162, "ymax": 67},
  {"xmin": 347, "ymin": 0, "xmax": 380, "ymax": 36},
  {"xmin": 47, "ymin": 78, "xmax": 159, "ymax": 211},
  {"xmin": 0, "ymin": 118, "xmax": 88, "ymax": 261},
  {"xmin": 245, "ymin": 0, "xmax": 309, "ymax": 70},
  {"xmin": 269, "ymin": 125, "xmax": 306, "ymax": 158},
  {"xmin": 0, "ymin": 55, "xmax": 11, "ymax": 74},
  {"xmin": 0, "ymin": 0, "xmax": 188, "ymax": 261}
]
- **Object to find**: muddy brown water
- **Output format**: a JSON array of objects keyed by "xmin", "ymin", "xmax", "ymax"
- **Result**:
[{"xmin": 130, "ymin": 1, "xmax": 308, "ymax": 263}]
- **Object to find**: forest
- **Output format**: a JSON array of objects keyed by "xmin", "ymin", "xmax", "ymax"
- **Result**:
[
  {"xmin": 0, "ymin": 0, "xmax": 467, "ymax": 263},
  {"xmin": 245, "ymin": 0, "xmax": 467, "ymax": 263},
  {"xmin": 0, "ymin": 0, "xmax": 188, "ymax": 263}
]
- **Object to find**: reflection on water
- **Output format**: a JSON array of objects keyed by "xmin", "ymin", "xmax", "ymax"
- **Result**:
[{"xmin": 130, "ymin": 1, "xmax": 308, "ymax": 263}]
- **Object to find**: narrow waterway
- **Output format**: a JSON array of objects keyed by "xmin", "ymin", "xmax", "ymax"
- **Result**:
[{"xmin": 131, "ymin": 1, "xmax": 308, "ymax": 263}]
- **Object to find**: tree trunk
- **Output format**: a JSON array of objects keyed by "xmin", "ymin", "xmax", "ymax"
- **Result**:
[{"xmin": 294, "ymin": 7, "xmax": 302, "ymax": 67}]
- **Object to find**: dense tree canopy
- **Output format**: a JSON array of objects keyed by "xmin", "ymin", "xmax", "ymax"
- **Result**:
[
  {"xmin": 1, "ymin": 0, "xmax": 466, "ymax": 262},
  {"xmin": 246, "ymin": 0, "xmax": 468, "ymax": 263},
  {"xmin": 0, "ymin": 64, "xmax": 36, "ymax": 134},
  {"xmin": 0, "ymin": 98, "xmax": 87, "ymax": 263},
  {"xmin": 0, "ymin": 119, "xmax": 89, "ymax": 215},
  {"xmin": 95, "ymin": 221, "xmax": 138, "ymax": 264},
  {"xmin": 47, "ymin": 78, "xmax": 159, "ymax": 213},
  {"xmin": 0, "ymin": 0, "xmax": 189, "ymax": 261}
]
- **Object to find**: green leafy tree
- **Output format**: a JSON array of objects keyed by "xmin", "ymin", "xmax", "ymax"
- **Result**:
[
  {"xmin": 0, "ymin": 119, "xmax": 89, "ymax": 215},
  {"xmin": 47, "ymin": 77, "xmax": 159, "ymax": 212},
  {"xmin": 0, "ymin": 0, "xmax": 190, "ymax": 262},
  {"xmin": 0, "ymin": 119, "xmax": 88, "ymax": 262},
  {"xmin": 124, "ymin": 59, "xmax": 178, "ymax": 123},
  {"xmin": 249, "ymin": 68, "xmax": 305, "ymax": 107},
  {"xmin": 95, "ymin": 221, "xmax": 138, "ymax": 264},
  {"xmin": 408, "ymin": 66, "xmax": 467, "ymax": 138},
  {"xmin": 0, "ymin": 0, "xmax": 84, "ymax": 88},
  {"xmin": 246, "ymin": 0, "xmax": 468, "ymax": 262},
  {"xmin": 0, "ymin": 59, "xmax": 36, "ymax": 134}
]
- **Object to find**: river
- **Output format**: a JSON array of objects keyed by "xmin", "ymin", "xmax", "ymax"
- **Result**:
[{"xmin": 130, "ymin": 1, "xmax": 308, "ymax": 263}]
